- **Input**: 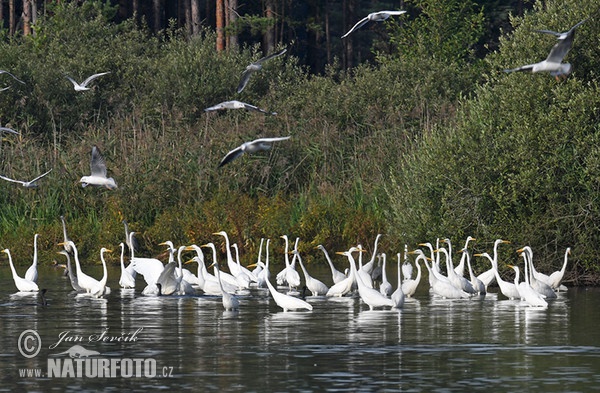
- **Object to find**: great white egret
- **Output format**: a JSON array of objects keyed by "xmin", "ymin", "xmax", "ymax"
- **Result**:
[
  {"xmin": 237, "ymin": 48, "xmax": 287, "ymax": 93},
  {"xmin": 292, "ymin": 249, "xmax": 329, "ymax": 296},
  {"xmin": 338, "ymin": 247, "xmax": 393, "ymax": 310},
  {"xmin": 474, "ymin": 252, "xmax": 520, "ymax": 300},
  {"xmin": 414, "ymin": 249, "xmax": 469, "ymax": 299},
  {"xmin": 0, "ymin": 169, "xmax": 52, "ymax": 188},
  {"xmin": 460, "ymin": 248, "xmax": 486, "ymax": 295},
  {"xmin": 198, "ymin": 243, "xmax": 241, "ymax": 292},
  {"xmin": 2, "ymin": 249, "xmax": 39, "ymax": 292},
  {"xmin": 316, "ymin": 244, "xmax": 346, "ymax": 284},
  {"xmin": 91, "ymin": 248, "xmax": 112, "ymax": 298},
  {"xmin": 57, "ymin": 250, "xmax": 83, "ymax": 292},
  {"xmin": 401, "ymin": 244, "xmax": 413, "ymax": 282},
  {"xmin": 437, "ymin": 245, "xmax": 476, "ymax": 294},
  {"xmin": 209, "ymin": 260, "xmax": 240, "ymax": 311},
  {"xmin": 341, "ymin": 10, "xmax": 407, "ymax": 38},
  {"xmin": 276, "ymin": 235, "xmax": 301, "ymax": 291},
  {"xmin": 391, "ymin": 253, "xmax": 405, "ymax": 309},
  {"xmin": 518, "ymin": 246, "xmax": 556, "ymax": 300},
  {"xmin": 60, "ymin": 216, "xmax": 73, "ymax": 254},
  {"xmin": 66, "ymin": 72, "xmax": 110, "ymax": 91},
  {"xmin": 79, "ymin": 145, "xmax": 117, "ymax": 189},
  {"xmin": 379, "ymin": 253, "xmax": 393, "ymax": 297},
  {"xmin": 24, "ymin": 234, "xmax": 40, "ymax": 283},
  {"xmin": 264, "ymin": 240, "xmax": 312, "ymax": 312},
  {"xmin": 547, "ymin": 247, "xmax": 571, "ymax": 291},
  {"xmin": 247, "ymin": 239, "xmax": 272, "ymax": 289},
  {"xmin": 504, "ymin": 19, "xmax": 585, "ymax": 78},
  {"xmin": 118, "ymin": 243, "xmax": 136, "ymax": 289},
  {"xmin": 453, "ymin": 236, "xmax": 476, "ymax": 277},
  {"xmin": 122, "ymin": 220, "xmax": 139, "ymax": 254},
  {"xmin": 475, "ymin": 239, "xmax": 510, "ymax": 290},
  {"xmin": 58, "ymin": 241, "xmax": 101, "ymax": 294},
  {"xmin": 402, "ymin": 251, "xmax": 422, "ymax": 298},
  {"xmin": 325, "ymin": 251, "xmax": 356, "ymax": 297},
  {"xmin": 509, "ymin": 258, "xmax": 547, "ymax": 307}
]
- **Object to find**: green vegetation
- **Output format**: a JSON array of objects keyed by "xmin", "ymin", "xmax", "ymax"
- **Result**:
[{"xmin": 0, "ymin": 1, "xmax": 598, "ymax": 283}]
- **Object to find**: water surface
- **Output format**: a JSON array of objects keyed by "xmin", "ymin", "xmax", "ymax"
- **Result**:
[{"xmin": 1, "ymin": 265, "xmax": 599, "ymax": 392}]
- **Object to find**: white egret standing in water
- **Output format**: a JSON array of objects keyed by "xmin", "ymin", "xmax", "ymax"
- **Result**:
[
  {"xmin": 2, "ymin": 249, "xmax": 39, "ymax": 292},
  {"xmin": 391, "ymin": 253, "xmax": 405, "ymax": 309},
  {"xmin": 24, "ymin": 234, "xmax": 40, "ymax": 283},
  {"xmin": 317, "ymin": 244, "xmax": 346, "ymax": 284},
  {"xmin": 91, "ymin": 248, "xmax": 112, "ymax": 298}
]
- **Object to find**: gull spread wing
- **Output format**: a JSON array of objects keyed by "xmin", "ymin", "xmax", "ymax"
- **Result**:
[
  {"xmin": 545, "ymin": 31, "xmax": 575, "ymax": 63},
  {"xmin": 0, "ymin": 174, "xmax": 24, "ymax": 185},
  {"xmin": 342, "ymin": 16, "xmax": 370, "ymax": 38},
  {"xmin": 251, "ymin": 136, "xmax": 291, "ymax": 144},
  {"xmin": 28, "ymin": 169, "xmax": 53, "ymax": 185},
  {"xmin": 90, "ymin": 146, "xmax": 108, "ymax": 177},
  {"xmin": 204, "ymin": 102, "xmax": 226, "ymax": 112},
  {"xmin": 65, "ymin": 76, "xmax": 81, "ymax": 88},
  {"xmin": 256, "ymin": 48, "xmax": 288, "ymax": 64},
  {"xmin": 218, "ymin": 146, "xmax": 245, "ymax": 168},
  {"xmin": 237, "ymin": 70, "xmax": 253, "ymax": 93},
  {"xmin": 81, "ymin": 72, "xmax": 110, "ymax": 88},
  {"xmin": 241, "ymin": 102, "xmax": 276, "ymax": 115},
  {"xmin": 0, "ymin": 70, "xmax": 25, "ymax": 84},
  {"xmin": 0, "ymin": 126, "xmax": 19, "ymax": 135}
]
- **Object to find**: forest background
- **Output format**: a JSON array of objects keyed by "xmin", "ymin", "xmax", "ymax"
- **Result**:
[{"xmin": 0, "ymin": 0, "xmax": 599, "ymax": 285}]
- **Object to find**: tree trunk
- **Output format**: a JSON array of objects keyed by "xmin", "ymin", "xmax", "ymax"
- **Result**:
[
  {"xmin": 263, "ymin": 0, "xmax": 275, "ymax": 54},
  {"xmin": 9, "ymin": 0, "xmax": 15, "ymax": 35},
  {"xmin": 153, "ymin": 0, "xmax": 163, "ymax": 32},
  {"xmin": 216, "ymin": 0, "xmax": 224, "ymax": 51},
  {"xmin": 23, "ymin": 0, "xmax": 32, "ymax": 36},
  {"xmin": 228, "ymin": 0, "xmax": 237, "ymax": 50},
  {"xmin": 190, "ymin": 0, "xmax": 201, "ymax": 36}
]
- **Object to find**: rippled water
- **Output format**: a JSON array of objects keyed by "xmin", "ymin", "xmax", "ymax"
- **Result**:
[{"xmin": 1, "ymin": 265, "xmax": 599, "ymax": 392}]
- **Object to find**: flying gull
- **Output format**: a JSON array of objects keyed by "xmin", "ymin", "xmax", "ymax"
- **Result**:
[
  {"xmin": 66, "ymin": 72, "xmax": 110, "ymax": 91},
  {"xmin": 342, "ymin": 10, "xmax": 407, "ymax": 38},
  {"xmin": 79, "ymin": 145, "xmax": 118, "ymax": 189},
  {"xmin": 219, "ymin": 136, "xmax": 291, "ymax": 168},
  {"xmin": 0, "ymin": 126, "xmax": 19, "ymax": 135},
  {"xmin": 237, "ymin": 48, "xmax": 287, "ymax": 94},
  {"xmin": 504, "ymin": 19, "xmax": 586, "ymax": 78},
  {"xmin": 0, "ymin": 70, "xmax": 25, "ymax": 85},
  {"xmin": 204, "ymin": 100, "xmax": 277, "ymax": 115},
  {"xmin": 0, "ymin": 169, "xmax": 52, "ymax": 188}
]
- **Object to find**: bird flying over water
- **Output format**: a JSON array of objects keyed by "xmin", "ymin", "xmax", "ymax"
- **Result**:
[
  {"xmin": 0, "ymin": 169, "xmax": 52, "ymax": 188},
  {"xmin": 504, "ymin": 19, "xmax": 586, "ymax": 78},
  {"xmin": 79, "ymin": 145, "xmax": 118, "ymax": 189},
  {"xmin": 66, "ymin": 72, "xmax": 110, "ymax": 91},
  {"xmin": 341, "ymin": 10, "xmax": 407, "ymax": 38},
  {"xmin": 218, "ymin": 136, "xmax": 291, "ymax": 168},
  {"xmin": 237, "ymin": 48, "xmax": 287, "ymax": 93},
  {"xmin": 204, "ymin": 100, "xmax": 277, "ymax": 115}
]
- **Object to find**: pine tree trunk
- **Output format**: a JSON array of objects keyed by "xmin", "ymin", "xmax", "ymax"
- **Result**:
[
  {"xmin": 153, "ymin": 0, "xmax": 163, "ymax": 32},
  {"xmin": 216, "ymin": 0, "xmax": 224, "ymax": 51},
  {"xmin": 263, "ymin": 0, "xmax": 275, "ymax": 54},
  {"xmin": 190, "ymin": 0, "xmax": 201, "ymax": 36},
  {"xmin": 228, "ymin": 0, "xmax": 237, "ymax": 50},
  {"xmin": 9, "ymin": 0, "xmax": 15, "ymax": 35},
  {"xmin": 23, "ymin": 0, "xmax": 32, "ymax": 36}
]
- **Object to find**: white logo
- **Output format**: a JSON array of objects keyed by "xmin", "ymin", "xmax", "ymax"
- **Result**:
[{"xmin": 18, "ymin": 329, "xmax": 41, "ymax": 358}]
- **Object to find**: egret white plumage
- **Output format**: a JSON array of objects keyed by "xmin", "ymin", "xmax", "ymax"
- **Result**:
[
  {"xmin": 518, "ymin": 247, "xmax": 556, "ymax": 300},
  {"xmin": 0, "ymin": 169, "xmax": 52, "ymax": 188},
  {"xmin": 509, "ymin": 257, "xmax": 547, "ymax": 307},
  {"xmin": 547, "ymin": 247, "xmax": 571, "ymax": 291},
  {"xmin": 90, "ymin": 248, "xmax": 112, "ymax": 298},
  {"xmin": 66, "ymin": 72, "xmax": 110, "ymax": 91},
  {"xmin": 341, "ymin": 10, "xmax": 407, "ymax": 38},
  {"xmin": 391, "ymin": 253, "xmax": 405, "ymax": 309},
  {"xmin": 2, "ymin": 249, "xmax": 39, "ymax": 292},
  {"xmin": 58, "ymin": 241, "xmax": 101, "ymax": 294},
  {"xmin": 118, "ymin": 243, "xmax": 136, "ymax": 289},
  {"xmin": 317, "ymin": 244, "xmax": 346, "ymax": 284},
  {"xmin": 453, "ymin": 236, "xmax": 475, "ymax": 277},
  {"xmin": 237, "ymin": 48, "xmax": 287, "ymax": 93},
  {"xmin": 401, "ymin": 244, "xmax": 413, "ymax": 282},
  {"xmin": 402, "ymin": 251, "xmax": 422, "ymax": 298},
  {"xmin": 276, "ymin": 235, "xmax": 301, "ymax": 291},
  {"xmin": 60, "ymin": 216, "xmax": 73, "ymax": 254},
  {"xmin": 338, "ymin": 247, "xmax": 393, "ymax": 310},
  {"xmin": 474, "ymin": 252, "xmax": 520, "ymax": 300},
  {"xmin": 460, "ymin": 248, "xmax": 485, "ymax": 295},
  {"xmin": 57, "ymin": 250, "xmax": 83, "ymax": 292},
  {"xmin": 379, "ymin": 253, "xmax": 393, "ymax": 297},
  {"xmin": 79, "ymin": 145, "xmax": 117, "ymax": 190},
  {"xmin": 209, "ymin": 259, "xmax": 240, "ymax": 311},
  {"xmin": 437, "ymin": 244, "xmax": 476, "ymax": 294},
  {"xmin": 293, "ymin": 249, "xmax": 329, "ymax": 296},
  {"xmin": 218, "ymin": 136, "xmax": 291, "ymax": 168},
  {"xmin": 24, "ymin": 234, "xmax": 40, "ymax": 283}
]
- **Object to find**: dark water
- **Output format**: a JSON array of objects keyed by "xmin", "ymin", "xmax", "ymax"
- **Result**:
[{"xmin": 1, "ymin": 264, "xmax": 599, "ymax": 392}]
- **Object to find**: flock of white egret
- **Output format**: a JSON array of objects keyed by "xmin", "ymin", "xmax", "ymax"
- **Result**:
[{"xmin": 1, "ymin": 217, "xmax": 571, "ymax": 312}]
